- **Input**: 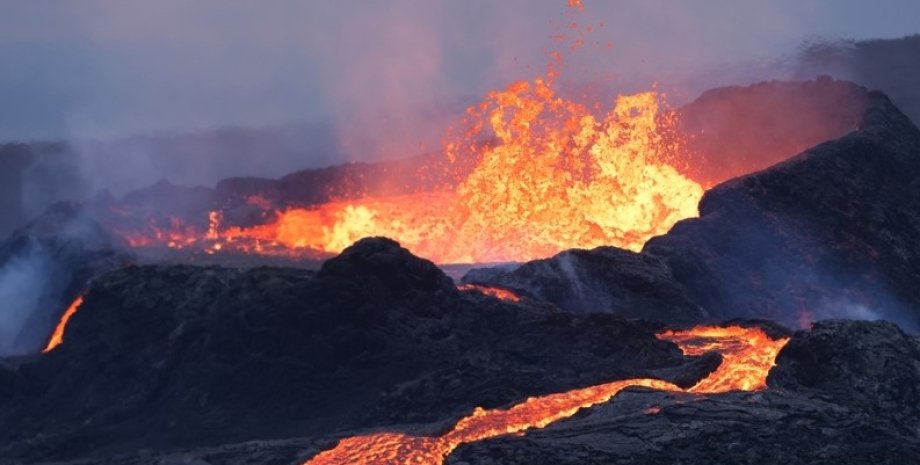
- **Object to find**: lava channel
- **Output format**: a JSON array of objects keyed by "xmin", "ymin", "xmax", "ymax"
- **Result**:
[
  {"xmin": 42, "ymin": 295, "xmax": 85, "ymax": 353},
  {"xmin": 302, "ymin": 325, "xmax": 790, "ymax": 465}
]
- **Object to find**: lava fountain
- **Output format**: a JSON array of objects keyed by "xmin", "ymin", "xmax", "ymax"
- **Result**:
[
  {"xmin": 118, "ymin": 83, "xmax": 703, "ymax": 264},
  {"xmin": 302, "ymin": 325, "xmax": 789, "ymax": 465},
  {"xmin": 108, "ymin": 0, "xmax": 703, "ymax": 264}
]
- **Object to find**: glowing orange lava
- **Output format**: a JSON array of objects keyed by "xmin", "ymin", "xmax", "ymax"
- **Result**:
[
  {"xmin": 457, "ymin": 284, "xmax": 522, "ymax": 302},
  {"xmin": 42, "ymin": 295, "xmax": 85, "ymax": 353},
  {"xmin": 120, "ymin": 85, "xmax": 702, "ymax": 264},
  {"xmin": 113, "ymin": 1, "xmax": 702, "ymax": 264},
  {"xmin": 302, "ymin": 325, "xmax": 789, "ymax": 465}
]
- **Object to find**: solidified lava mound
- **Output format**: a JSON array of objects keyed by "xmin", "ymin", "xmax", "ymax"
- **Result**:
[
  {"xmin": 1, "ymin": 241, "xmax": 919, "ymax": 464},
  {"xmin": 2, "ymin": 241, "xmax": 920, "ymax": 465}
]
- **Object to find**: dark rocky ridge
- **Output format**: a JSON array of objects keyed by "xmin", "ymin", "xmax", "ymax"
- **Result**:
[
  {"xmin": 465, "ymin": 83, "xmax": 920, "ymax": 331},
  {"xmin": 0, "ymin": 238, "xmax": 716, "ymax": 464},
  {"xmin": 464, "ymin": 247, "xmax": 707, "ymax": 324}
]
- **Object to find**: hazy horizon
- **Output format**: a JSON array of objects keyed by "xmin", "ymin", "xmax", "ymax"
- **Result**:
[{"xmin": 2, "ymin": 1, "xmax": 918, "ymax": 150}]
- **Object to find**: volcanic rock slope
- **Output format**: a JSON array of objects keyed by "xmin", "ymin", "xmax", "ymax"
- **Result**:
[
  {"xmin": 0, "ymin": 240, "xmax": 919, "ymax": 465},
  {"xmin": 0, "ymin": 202, "xmax": 127, "ymax": 356},
  {"xmin": 465, "ymin": 87, "xmax": 920, "ymax": 331},
  {"xmin": 0, "ymin": 238, "xmax": 717, "ymax": 464}
]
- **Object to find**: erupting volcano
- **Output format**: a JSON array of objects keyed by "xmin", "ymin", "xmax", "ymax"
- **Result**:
[
  {"xmin": 108, "ymin": 2, "xmax": 703, "ymax": 264},
  {"xmin": 304, "ymin": 325, "xmax": 789, "ymax": 465},
  {"xmin": 4, "ymin": 1, "xmax": 920, "ymax": 464},
  {"xmin": 116, "ymin": 83, "xmax": 702, "ymax": 264}
]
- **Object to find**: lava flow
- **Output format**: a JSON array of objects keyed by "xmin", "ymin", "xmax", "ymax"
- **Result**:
[
  {"xmin": 457, "ymin": 284, "xmax": 522, "ymax": 302},
  {"xmin": 42, "ymin": 295, "xmax": 85, "ymax": 353},
  {"xmin": 303, "ymin": 325, "xmax": 790, "ymax": 465}
]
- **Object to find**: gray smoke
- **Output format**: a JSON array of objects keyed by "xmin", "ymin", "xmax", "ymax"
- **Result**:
[{"xmin": 0, "ymin": 240, "xmax": 64, "ymax": 356}]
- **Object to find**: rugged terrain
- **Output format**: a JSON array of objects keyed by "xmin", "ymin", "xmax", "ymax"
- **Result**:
[
  {"xmin": 0, "ymin": 238, "xmax": 719, "ymax": 463},
  {"xmin": 1, "ymin": 241, "xmax": 917, "ymax": 464},
  {"xmin": 2, "ymin": 78, "xmax": 920, "ymax": 464},
  {"xmin": 2, "ymin": 240, "xmax": 920, "ymax": 465}
]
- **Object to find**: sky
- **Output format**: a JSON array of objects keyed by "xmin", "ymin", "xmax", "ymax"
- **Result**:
[{"xmin": 1, "ymin": 0, "xmax": 918, "ymax": 157}]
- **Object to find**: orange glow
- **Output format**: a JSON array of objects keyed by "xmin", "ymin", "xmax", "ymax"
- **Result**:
[
  {"xmin": 111, "ymin": 0, "xmax": 702, "ymax": 264},
  {"xmin": 657, "ymin": 325, "xmax": 790, "ymax": 393},
  {"xmin": 42, "ymin": 295, "xmax": 85, "ymax": 353},
  {"xmin": 302, "ymin": 325, "xmax": 789, "ymax": 465},
  {"xmin": 118, "ymin": 84, "xmax": 702, "ymax": 264},
  {"xmin": 457, "ymin": 284, "xmax": 522, "ymax": 302}
]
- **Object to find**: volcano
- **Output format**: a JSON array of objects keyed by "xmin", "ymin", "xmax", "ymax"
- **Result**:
[
  {"xmin": 0, "ymin": 74, "xmax": 919, "ymax": 464},
  {"xmin": 5, "ymin": 1, "xmax": 920, "ymax": 463}
]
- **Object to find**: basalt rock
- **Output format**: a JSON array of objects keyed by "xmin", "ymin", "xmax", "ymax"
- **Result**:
[
  {"xmin": 462, "ymin": 247, "xmax": 706, "ymax": 324},
  {"xmin": 769, "ymin": 319, "xmax": 920, "ymax": 410}
]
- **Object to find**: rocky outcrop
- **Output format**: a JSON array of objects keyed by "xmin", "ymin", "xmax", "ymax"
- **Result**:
[
  {"xmin": 769, "ymin": 319, "xmax": 920, "ymax": 411},
  {"xmin": 463, "ymin": 247, "xmax": 706, "ymax": 324}
]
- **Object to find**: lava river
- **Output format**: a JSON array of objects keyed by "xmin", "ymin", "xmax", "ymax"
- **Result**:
[
  {"xmin": 42, "ymin": 295, "xmax": 84, "ymax": 353},
  {"xmin": 302, "ymin": 325, "xmax": 789, "ymax": 465}
]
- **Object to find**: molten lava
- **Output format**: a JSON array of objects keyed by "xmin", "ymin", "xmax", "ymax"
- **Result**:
[
  {"xmin": 42, "ymin": 295, "xmax": 85, "ymax": 353},
  {"xmin": 119, "ymin": 85, "xmax": 702, "ymax": 264},
  {"xmin": 111, "ymin": 0, "xmax": 703, "ymax": 264},
  {"xmin": 457, "ymin": 284, "xmax": 522, "ymax": 302},
  {"xmin": 303, "ymin": 325, "xmax": 789, "ymax": 465}
]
